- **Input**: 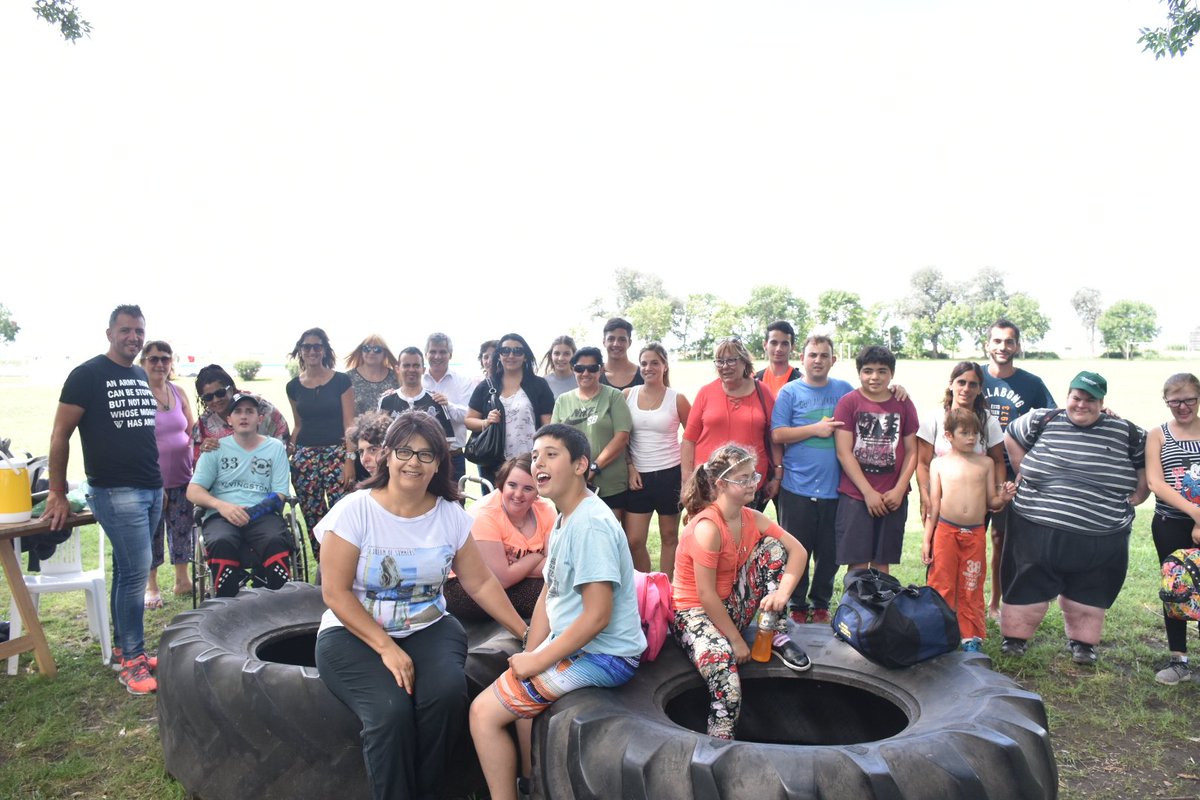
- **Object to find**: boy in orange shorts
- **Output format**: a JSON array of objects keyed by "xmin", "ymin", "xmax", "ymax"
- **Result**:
[{"xmin": 921, "ymin": 407, "xmax": 1016, "ymax": 651}]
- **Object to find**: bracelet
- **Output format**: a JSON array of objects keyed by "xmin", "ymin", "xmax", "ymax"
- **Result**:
[{"xmin": 521, "ymin": 626, "xmax": 531, "ymax": 649}]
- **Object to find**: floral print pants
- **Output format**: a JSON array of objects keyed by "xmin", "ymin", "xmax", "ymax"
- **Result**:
[
  {"xmin": 671, "ymin": 536, "xmax": 786, "ymax": 740},
  {"xmin": 290, "ymin": 444, "xmax": 347, "ymax": 561},
  {"xmin": 152, "ymin": 485, "xmax": 195, "ymax": 568}
]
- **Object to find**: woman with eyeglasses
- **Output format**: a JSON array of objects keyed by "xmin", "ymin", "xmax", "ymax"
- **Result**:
[
  {"xmin": 444, "ymin": 453, "xmax": 553, "ymax": 621},
  {"xmin": 551, "ymin": 346, "xmax": 633, "ymax": 521},
  {"xmin": 1144, "ymin": 373, "xmax": 1200, "ymax": 685},
  {"xmin": 672, "ymin": 443, "xmax": 811, "ymax": 740},
  {"xmin": 682, "ymin": 337, "xmax": 783, "ymax": 510},
  {"xmin": 540, "ymin": 334, "xmax": 578, "ymax": 399},
  {"xmin": 466, "ymin": 333, "xmax": 555, "ymax": 487},
  {"xmin": 192, "ymin": 363, "xmax": 290, "ymax": 460},
  {"xmin": 624, "ymin": 343, "xmax": 691, "ymax": 576},
  {"xmin": 139, "ymin": 341, "xmax": 196, "ymax": 605},
  {"xmin": 286, "ymin": 327, "xmax": 355, "ymax": 561},
  {"xmin": 345, "ymin": 334, "xmax": 400, "ymax": 416},
  {"xmin": 315, "ymin": 411, "xmax": 526, "ymax": 800}
]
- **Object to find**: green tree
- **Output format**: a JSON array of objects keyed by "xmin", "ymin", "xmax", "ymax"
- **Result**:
[
  {"xmin": 1140, "ymin": 0, "xmax": 1200, "ymax": 58},
  {"xmin": 0, "ymin": 304, "xmax": 18, "ymax": 343},
  {"xmin": 33, "ymin": 0, "xmax": 91, "ymax": 42},
  {"xmin": 589, "ymin": 267, "xmax": 672, "ymax": 321},
  {"xmin": 901, "ymin": 267, "xmax": 960, "ymax": 358},
  {"xmin": 674, "ymin": 293, "xmax": 721, "ymax": 359},
  {"xmin": 816, "ymin": 290, "xmax": 870, "ymax": 358},
  {"xmin": 1071, "ymin": 288, "xmax": 1103, "ymax": 355},
  {"xmin": 742, "ymin": 285, "xmax": 810, "ymax": 356},
  {"xmin": 1004, "ymin": 293, "xmax": 1051, "ymax": 348},
  {"xmin": 625, "ymin": 296, "xmax": 676, "ymax": 346},
  {"xmin": 1099, "ymin": 300, "xmax": 1161, "ymax": 359},
  {"xmin": 708, "ymin": 301, "xmax": 750, "ymax": 354}
]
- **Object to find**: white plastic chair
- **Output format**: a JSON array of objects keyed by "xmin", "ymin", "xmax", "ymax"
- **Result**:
[{"xmin": 7, "ymin": 525, "xmax": 111, "ymax": 675}]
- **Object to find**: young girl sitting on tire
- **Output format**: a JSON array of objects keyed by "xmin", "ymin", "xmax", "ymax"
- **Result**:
[{"xmin": 672, "ymin": 442, "xmax": 811, "ymax": 740}]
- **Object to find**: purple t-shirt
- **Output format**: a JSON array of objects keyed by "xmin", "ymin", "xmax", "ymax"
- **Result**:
[{"xmin": 833, "ymin": 390, "xmax": 919, "ymax": 499}]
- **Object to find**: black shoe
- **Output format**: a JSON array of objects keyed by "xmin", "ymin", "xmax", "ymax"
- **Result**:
[
  {"xmin": 1068, "ymin": 640, "xmax": 1097, "ymax": 665},
  {"xmin": 772, "ymin": 639, "xmax": 812, "ymax": 672},
  {"xmin": 1000, "ymin": 636, "xmax": 1028, "ymax": 657}
]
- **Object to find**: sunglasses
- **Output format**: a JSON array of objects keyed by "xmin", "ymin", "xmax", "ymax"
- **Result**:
[
  {"xmin": 572, "ymin": 363, "xmax": 602, "ymax": 374},
  {"xmin": 361, "ymin": 344, "xmax": 384, "ymax": 354},
  {"xmin": 393, "ymin": 447, "xmax": 437, "ymax": 464},
  {"xmin": 144, "ymin": 355, "xmax": 172, "ymax": 365},
  {"xmin": 201, "ymin": 385, "xmax": 232, "ymax": 403},
  {"xmin": 498, "ymin": 346, "xmax": 525, "ymax": 357},
  {"xmin": 300, "ymin": 343, "xmax": 324, "ymax": 352}
]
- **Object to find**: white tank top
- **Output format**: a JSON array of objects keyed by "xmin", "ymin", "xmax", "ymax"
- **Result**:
[{"xmin": 627, "ymin": 386, "xmax": 681, "ymax": 472}]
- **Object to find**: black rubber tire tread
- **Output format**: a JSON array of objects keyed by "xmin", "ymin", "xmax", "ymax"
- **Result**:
[
  {"xmin": 531, "ymin": 626, "xmax": 1057, "ymax": 800},
  {"xmin": 157, "ymin": 582, "xmax": 518, "ymax": 800}
]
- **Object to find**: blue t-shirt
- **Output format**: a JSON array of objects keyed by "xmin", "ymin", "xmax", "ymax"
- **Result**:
[
  {"xmin": 544, "ymin": 494, "xmax": 646, "ymax": 657},
  {"xmin": 772, "ymin": 378, "xmax": 854, "ymax": 498},
  {"xmin": 191, "ymin": 436, "xmax": 290, "ymax": 519},
  {"xmin": 981, "ymin": 365, "xmax": 1055, "ymax": 475}
]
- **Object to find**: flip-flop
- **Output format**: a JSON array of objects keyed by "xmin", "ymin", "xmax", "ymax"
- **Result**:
[{"xmin": 144, "ymin": 592, "xmax": 164, "ymax": 610}]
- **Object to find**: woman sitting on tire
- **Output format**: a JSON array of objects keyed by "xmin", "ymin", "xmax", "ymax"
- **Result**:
[
  {"xmin": 444, "ymin": 453, "xmax": 554, "ymax": 620},
  {"xmin": 315, "ymin": 411, "xmax": 527, "ymax": 800},
  {"xmin": 672, "ymin": 443, "xmax": 811, "ymax": 740}
]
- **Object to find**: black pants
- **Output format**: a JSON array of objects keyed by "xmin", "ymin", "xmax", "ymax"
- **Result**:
[
  {"xmin": 1152, "ymin": 513, "xmax": 1200, "ymax": 653},
  {"xmin": 778, "ymin": 489, "xmax": 839, "ymax": 611},
  {"xmin": 316, "ymin": 618, "xmax": 468, "ymax": 800},
  {"xmin": 203, "ymin": 513, "xmax": 291, "ymax": 596}
]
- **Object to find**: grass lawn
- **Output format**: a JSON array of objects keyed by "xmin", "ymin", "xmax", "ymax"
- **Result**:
[{"xmin": 2, "ymin": 357, "xmax": 1199, "ymax": 799}]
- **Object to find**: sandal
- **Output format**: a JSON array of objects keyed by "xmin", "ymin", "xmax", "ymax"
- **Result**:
[{"xmin": 144, "ymin": 591, "xmax": 164, "ymax": 610}]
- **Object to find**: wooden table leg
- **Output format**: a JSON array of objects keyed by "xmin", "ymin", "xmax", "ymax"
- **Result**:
[{"xmin": 0, "ymin": 539, "xmax": 58, "ymax": 677}]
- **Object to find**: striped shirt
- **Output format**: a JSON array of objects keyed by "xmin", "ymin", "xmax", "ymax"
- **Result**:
[
  {"xmin": 1154, "ymin": 422, "xmax": 1200, "ymax": 520},
  {"xmin": 1008, "ymin": 409, "xmax": 1146, "ymax": 535}
]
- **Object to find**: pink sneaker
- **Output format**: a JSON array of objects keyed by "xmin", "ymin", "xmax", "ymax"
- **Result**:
[
  {"xmin": 119, "ymin": 654, "xmax": 158, "ymax": 696},
  {"xmin": 111, "ymin": 646, "xmax": 158, "ymax": 672}
]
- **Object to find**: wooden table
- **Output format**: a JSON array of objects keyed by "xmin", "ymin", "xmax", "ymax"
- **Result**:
[{"xmin": 0, "ymin": 511, "xmax": 96, "ymax": 677}]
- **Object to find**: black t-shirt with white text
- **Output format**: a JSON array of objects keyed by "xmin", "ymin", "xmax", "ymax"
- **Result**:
[{"xmin": 59, "ymin": 355, "xmax": 162, "ymax": 489}]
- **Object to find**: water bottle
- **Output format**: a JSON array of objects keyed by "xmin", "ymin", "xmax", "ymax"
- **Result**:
[{"xmin": 751, "ymin": 609, "xmax": 778, "ymax": 662}]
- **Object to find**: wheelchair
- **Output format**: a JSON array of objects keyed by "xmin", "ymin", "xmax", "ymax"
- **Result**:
[{"xmin": 191, "ymin": 495, "xmax": 309, "ymax": 608}]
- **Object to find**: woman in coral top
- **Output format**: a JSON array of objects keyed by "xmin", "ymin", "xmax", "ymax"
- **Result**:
[
  {"xmin": 444, "ymin": 454, "xmax": 554, "ymax": 620},
  {"xmin": 671, "ymin": 443, "xmax": 811, "ymax": 740},
  {"xmin": 681, "ymin": 337, "xmax": 783, "ymax": 510}
]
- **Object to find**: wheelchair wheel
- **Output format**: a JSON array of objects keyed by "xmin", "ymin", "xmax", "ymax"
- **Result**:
[
  {"xmin": 283, "ymin": 498, "xmax": 309, "ymax": 583},
  {"xmin": 190, "ymin": 511, "xmax": 210, "ymax": 609}
]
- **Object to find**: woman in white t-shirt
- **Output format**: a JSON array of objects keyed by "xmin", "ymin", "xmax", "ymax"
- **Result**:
[
  {"xmin": 623, "ymin": 344, "xmax": 691, "ymax": 577},
  {"xmin": 916, "ymin": 361, "xmax": 1005, "ymax": 524},
  {"xmin": 315, "ymin": 411, "xmax": 527, "ymax": 800}
]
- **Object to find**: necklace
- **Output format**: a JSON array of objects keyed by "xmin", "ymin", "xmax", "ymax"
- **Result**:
[{"xmin": 151, "ymin": 383, "xmax": 171, "ymax": 412}]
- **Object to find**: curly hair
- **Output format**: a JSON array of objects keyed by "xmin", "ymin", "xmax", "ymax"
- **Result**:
[{"xmin": 346, "ymin": 410, "xmax": 393, "ymax": 448}]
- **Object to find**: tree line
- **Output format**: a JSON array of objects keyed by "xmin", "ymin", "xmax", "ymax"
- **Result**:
[{"xmin": 589, "ymin": 268, "xmax": 1161, "ymax": 361}]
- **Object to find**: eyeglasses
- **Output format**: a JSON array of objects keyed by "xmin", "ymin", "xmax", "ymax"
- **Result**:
[
  {"xmin": 361, "ymin": 345, "xmax": 384, "ymax": 354},
  {"xmin": 498, "ymin": 346, "xmax": 525, "ymax": 357},
  {"xmin": 393, "ymin": 447, "xmax": 437, "ymax": 464},
  {"xmin": 713, "ymin": 358, "xmax": 742, "ymax": 368},
  {"xmin": 200, "ymin": 386, "xmax": 232, "ymax": 402},
  {"xmin": 144, "ymin": 355, "xmax": 172, "ymax": 365},
  {"xmin": 300, "ymin": 343, "xmax": 324, "ymax": 352},
  {"xmin": 573, "ymin": 363, "xmax": 602, "ymax": 374},
  {"xmin": 720, "ymin": 472, "xmax": 761, "ymax": 488},
  {"xmin": 1166, "ymin": 397, "xmax": 1200, "ymax": 409}
]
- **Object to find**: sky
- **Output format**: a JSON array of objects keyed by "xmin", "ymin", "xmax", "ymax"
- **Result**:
[{"xmin": 2, "ymin": 1, "xmax": 1197, "ymax": 371}]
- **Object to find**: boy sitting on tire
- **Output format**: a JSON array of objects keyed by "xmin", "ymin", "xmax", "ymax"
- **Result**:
[{"xmin": 187, "ymin": 392, "xmax": 292, "ymax": 597}]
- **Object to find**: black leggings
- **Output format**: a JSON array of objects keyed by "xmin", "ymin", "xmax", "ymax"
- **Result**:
[{"xmin": 1152, "ymin": 513, "xmax": 1200, "ymax": 653}]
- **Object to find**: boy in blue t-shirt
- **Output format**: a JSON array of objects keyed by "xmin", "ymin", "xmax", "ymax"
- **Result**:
[
  {"xmin": 470, "ymin": 423, "xmax": 645, "ymax": 800},
  {"xmin": 187, "ymin": 392, "xmax": 292, "ymax": 596}
]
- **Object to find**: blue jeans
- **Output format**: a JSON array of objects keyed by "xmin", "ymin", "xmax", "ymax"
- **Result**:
[{"xmin": 87, "ymin": 486, "xmax": 163, "ymax": 660}]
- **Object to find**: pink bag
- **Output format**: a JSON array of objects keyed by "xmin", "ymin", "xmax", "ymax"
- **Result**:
[{"xmin": 634, "ymin": 570, "xmax": 674, "ymax": 661}]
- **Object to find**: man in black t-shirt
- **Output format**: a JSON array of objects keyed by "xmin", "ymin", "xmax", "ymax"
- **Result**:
[{"xmin": 45, "ymin": 304, "xmax": 163, "ymax": 696}]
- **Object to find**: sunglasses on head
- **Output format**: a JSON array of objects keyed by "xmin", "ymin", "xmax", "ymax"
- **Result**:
[
  {"xmin": 201, "ymin": 386, "xmax": 232, "ymax": 402},
  {"xmin": 572, "ymin": 363, "xmax": 601, "ymax": 374},
  {"xmin": 498, "ymin": 346, "xmax": 525, "ymax": 357},
  {"xmin": 300, "ymin": 343, "xmax": 324, "ymax": 352},
  {"xmin": 361, "ymin": 344, "xmax": 384, "ymax": 354}
]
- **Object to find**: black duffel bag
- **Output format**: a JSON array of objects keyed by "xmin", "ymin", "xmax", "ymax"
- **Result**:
[{"xmin": 831, "ymin": 568, "xmax": 959, "ymax": 668}]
